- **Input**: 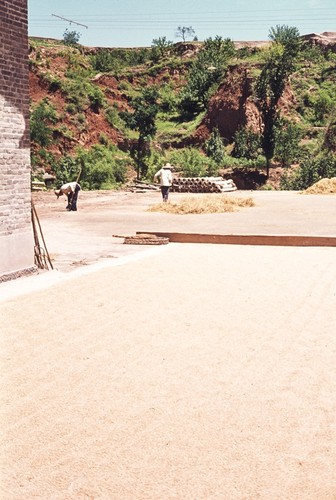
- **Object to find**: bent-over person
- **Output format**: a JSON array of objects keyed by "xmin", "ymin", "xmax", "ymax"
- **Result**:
[{"xmin": 55, "ymin": 181, "xmax": 81, "ymax": 211}]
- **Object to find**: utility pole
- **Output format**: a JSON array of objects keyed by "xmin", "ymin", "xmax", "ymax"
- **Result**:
[{"xmin": 52, "ymin": 14, "xmax": 88, "ymax": 29}]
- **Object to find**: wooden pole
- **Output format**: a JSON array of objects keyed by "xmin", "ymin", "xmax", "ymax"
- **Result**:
[{"xmin": 31, "ymin": 200, "xmax": 54, "ymax": 270}]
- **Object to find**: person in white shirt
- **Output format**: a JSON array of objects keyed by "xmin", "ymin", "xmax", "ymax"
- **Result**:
[
  {"xmin": 55, "ymin": 181, "xmax": 81, "ymax": 211},
  {"xmin": 154, "ymin": 163, "xmax": 173, "ymax": 202}
]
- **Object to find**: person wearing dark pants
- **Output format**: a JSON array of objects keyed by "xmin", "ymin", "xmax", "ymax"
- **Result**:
[
  {"xmin": 154, "ymin": 163, "xmax": 173, "ymax": 202},
  {"xmin": 55, "ymin": 182, "xmax": 81, "ymax": 211}
]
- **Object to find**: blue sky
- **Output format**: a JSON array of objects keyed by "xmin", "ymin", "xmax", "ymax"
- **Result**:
[{"xmin": 28, "ymin": 0, "xmax": 336, "ymax": 48}]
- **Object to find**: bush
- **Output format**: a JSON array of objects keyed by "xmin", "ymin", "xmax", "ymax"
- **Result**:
[
  {"xmin": 280, "ymin": 153, "xmax": 336, "ymax": 190},
  {"xmin": 204, "ymin": 127, "xmax": 226, "ymax": 164},
  {"xmin": 30, "ymin": 99, "xmax": 58, "ymax": 147},
  {"xmin": 52, "ymin": 144, "xmax": 129, "ymax": 190},
  {"xmin": 168, "ymin": 147, "xmax": 218, "ymax": 177},
  {"xmin": 232, "ymin": 127, "xmax": 261, "ymax": 160},
  {"xmin": 90, "ymin": 47, "xmax": 151, "ymax": 73},
  {"xmin": 324, "ymin": 119, "xmax": 336, "ymax": 152},
  {"xmin": 159, "ymin": 84, "xmax": 178, "ymax": 112},
  {"xmin": 62, "ymin": 80, "xmax": 105, "ymax": 113},
  {"xmin": 274, "ymin": 119, "xmax": 303, "ymax": 167},
  {"xmin": 105, "ymin": 106, "xmax": 125, "ymax": 132},
  {"xmin": 87, "ymin": 85, "xmax": 105, "ymax": 112}
]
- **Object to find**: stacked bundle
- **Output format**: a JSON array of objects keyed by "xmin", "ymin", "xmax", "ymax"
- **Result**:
[{"xmin": 171, "ymin": 177, "xmax": 237, "ymax": 193}]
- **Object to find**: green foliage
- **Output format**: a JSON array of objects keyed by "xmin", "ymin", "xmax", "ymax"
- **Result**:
[
  {"xmin": 90, "ymin": 48, "xmax": 151, "ymax": 73},
  {"xmin": 168, "ymin": 147, "xmax": 218, "ymax": 177},
  {"xmin": 268, "ymin": 25, "xmax": 301, "ymax": 55},
  {"xmin": 121, "ymin": 86, "xmax": 159, "ymax": 138},
  {"xmin": 120, "ymin": 86, "xmax": 159, "ymax": 178},
  {"xmin": 299, "ymin": 43, "xmax": 325, "ymax": 65},
  {"xmin": 236, "ymin": 46, "xmax": 262, "ymax": 61},
  {"xmin": 63, "ymin": 29, "xmax": 81, "ymax": 47},
  {"xmin": 232, "ymin": 127, "xmax": 261, "ymax": 160},
  {"xmin": 158, "ymin": 84, "xmax": 178, "ymax": 113},
  {"xmin": 105, "ymin": 105, "xmax": 125, "ymax": 132},
  {"xmin": 204, "ymin": 128, "xmax": 226, "ymax": 164},
  {"xmin": 151, "ymin": 37, "xmax": 173, "ymax": 62},
  {"xmin": 313, "ymin": 87, "xmax": 335, "ymax": 125},
  {"xmin": 87, "ymin": 85, "xmax": 106, "ymax": 112},
  {"xmin": 31, "ymin": 149, "xmax": 58, "ymax": 172},
  {"xmin": 144, "ymin": 151, "xmax": 167, "ymax": 182},
  {"xmin": 255, "ymin": 25, "xmax": 301, "ymax": 174},
  {"xmin": 53, "ymin": 155, "xmax": 80, "ymax": 185},
  {"xmin": 62, "ymin": 79, "xmax": 105, "ymax": 113},
  {"xmin": 40, "ymin": 72, "xmax": 62, "ymax": 92},
  {"xmin": 323, "ymin": 119, "xmax": 336, "ymax": 152},
  {"xmin": 53, "ymin": 144, "xmax": 128, "ymax": 189},
  {"xmin": 30, "ymin": 99, "xmax": 58, "ymax": 147},
  {"xmin": 179, "ymin": 36, "xmax": 235, "ymax": 115},
  {"xmin": 274, "ymin": 119, "xmax": 303, "ymax": 167},
  {"xmin": 280, "ymin": 153, "xmax": 336, "ymax": 190},
  {"xmin": 28, "ymin": 29, "xmax": 336, "ymax": 190}
]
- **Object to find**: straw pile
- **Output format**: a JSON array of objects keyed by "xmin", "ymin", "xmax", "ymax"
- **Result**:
[
  {"xmin": 303, "ymin": 177, "xmax": 336, "ymax": 194},
  {"xmin": 147, "ymin": 194, "xmax": 255, "ymax": 215}
]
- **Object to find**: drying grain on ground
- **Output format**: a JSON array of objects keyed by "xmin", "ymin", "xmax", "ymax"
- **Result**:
[
  {"xmin": 147, "ymin": 194, "xmax": 255, "ymax": 215},
  {"xmin": 303, "ymin": 177, "xmax": 336, "ymax": 194}
]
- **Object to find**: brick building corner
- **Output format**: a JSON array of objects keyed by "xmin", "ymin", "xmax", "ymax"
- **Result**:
[{"xmin": 0, "ymin": 0, "xmax": 35, "ymax": 281}]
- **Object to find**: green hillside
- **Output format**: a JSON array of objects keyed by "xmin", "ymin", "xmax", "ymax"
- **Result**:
[{"xmin": 29, "ymin": 29, "xmax": 336, "ymax": 190}]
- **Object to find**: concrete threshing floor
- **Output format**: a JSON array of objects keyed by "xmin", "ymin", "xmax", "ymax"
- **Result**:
[
  {"xmin": 1, "ymin": 190, "xmax": 336, "ymax": 499},
  {"xmin": 31, "ymin": 189, "xmax": 336, "ymax": 272}
]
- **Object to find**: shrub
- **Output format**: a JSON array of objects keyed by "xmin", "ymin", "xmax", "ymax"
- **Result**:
[
  {"xmin": 77, "ymin": 144, "xmax": 128, "ymax": 189},
  {"xmin": 52, "ymin": 144, "xmax": 129, "ymax": 190},
  {"xmin": 62, "ymin": 80, "xmax": 105, "ymax": 113},
  {"xmin": 30, "ymin": 99, "xmax": 58, "ymax": 147},
  {"xmin": 204, "ymin": 127, "xmax": 226, "ymax": 164},
  {"xmin": 87, "ymin": 85, "xmax": 105, "ymax": 112},
  {"xmin": 274, "ymin": 119, "xmax": 303, "ymax": 167},
  {"xmin": 105, "ymin": 106, "xmax": 125, "ymax": 132},
  {"xmin": 323, "ymin": 119, "xmax": 336, "ymax": 152},
  {"xmin": 159, "ymin": 84, "xmax": 178, "ymax": 112},
  {"xmin": 232, "ymin": 127, "xmax": 261, "ymax": 159},
  {"xmin": 280, "ymin": 154, "xmax": 336, "ymax": 190},
  {"xmin": 168, "ymin": 147, "xmax": 218, "ymax": 177}
]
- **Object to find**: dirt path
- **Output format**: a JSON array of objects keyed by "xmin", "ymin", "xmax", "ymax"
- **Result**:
[{"xmin": 1, "ymin": 242, "xmax": 336, "ymax": 499}]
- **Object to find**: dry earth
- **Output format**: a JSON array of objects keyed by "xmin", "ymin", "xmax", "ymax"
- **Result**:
[{"xmin": 1, "ymin": 190, "xmax": 336, "ymax": 499}]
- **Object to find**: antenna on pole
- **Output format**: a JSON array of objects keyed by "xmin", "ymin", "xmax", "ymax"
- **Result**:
[{"xmin": 52, "ymin": 14, "xmax": 88, "ymax": 29}]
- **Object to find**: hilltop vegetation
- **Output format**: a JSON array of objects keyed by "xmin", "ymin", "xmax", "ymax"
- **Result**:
[{"xmin": 29, "ymin": 29, "xmax": 336, "ymax": 190}]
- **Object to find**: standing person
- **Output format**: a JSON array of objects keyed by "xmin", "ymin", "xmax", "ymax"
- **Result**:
[
  {"xmin": 55, "ymin": 181, "xmax": 81, "ymax": 211},
  {"xmin": 154, "ymin": 163, "xmax": 173, "ymax": 202}
]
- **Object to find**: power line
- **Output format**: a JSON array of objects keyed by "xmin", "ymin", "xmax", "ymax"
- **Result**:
[{"xmin": 30, "ymin": 18, "xmax": 336, "ymax": 28}]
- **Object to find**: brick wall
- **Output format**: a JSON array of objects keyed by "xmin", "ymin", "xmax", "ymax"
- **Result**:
[{"xmin": 0, "ymin": 0, "xmax": 35, "ymax": 280}]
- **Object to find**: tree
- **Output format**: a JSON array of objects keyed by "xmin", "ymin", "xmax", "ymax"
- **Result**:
[
  {"xmin": 175, "ymin": 26, "xmax": 196, "ymax": 42},
  {"xmin": 120, "ymin": 87, "xmax": 159, "ymax": 179},
  {"xmin": 255, "ymin": 25, "xmax": 301, "ymax": 176},
  {"xmin": 151, "ymin": 36, "xmax": 173, "ymax": 60},
  {"xmin": 204, "ymin": 127, "xmax": 226, "ymax": 164},
  {"xmin": 232, "ymin": 127, "xmax": 261, "ymax": 160},
  {"xmin": 179, "ymin": 36, "xmax": 235, "ymax": 115},
  {"xmin": 323, "ymin": 118, "xmax": 336, "ymax": 153},
  {"xmin": 63, "ymin": 29, "xmax": 81, "ymax": 46},
  {"xmin": 274, "ymin": 119, "xmax": 302, "ymax": 167}
]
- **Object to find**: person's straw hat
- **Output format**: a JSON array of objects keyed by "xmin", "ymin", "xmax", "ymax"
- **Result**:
[{"xmin": 163, "ymin": 162, "xmax": 172, "ymax": 169}]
